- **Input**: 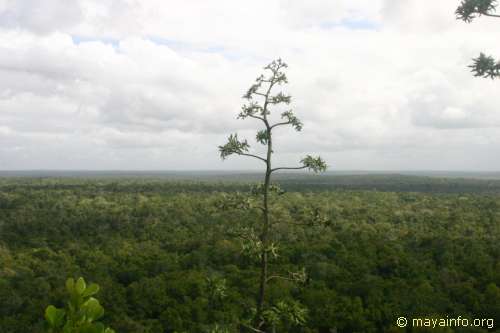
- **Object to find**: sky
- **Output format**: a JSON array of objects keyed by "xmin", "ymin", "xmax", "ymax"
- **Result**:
[{"xmin": 0, "ymin": 0, "xmax": 499, "ymax": 171}]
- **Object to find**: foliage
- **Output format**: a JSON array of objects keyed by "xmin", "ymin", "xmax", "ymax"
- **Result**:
[
  {"xmin": 469, "ymin": 53, "xmax": 500, "ymax": 79},
  {"xmin": 44, "ymin": 277, "xmax": 115, "ymax": 333},
  {"xmin": 218, "ymin": 134, "xmax": 251, "ymax": 160},
  {"xmin": 456, "ymin": 0, "xmax": 500, "ymax": 79},
  {"xmin": 1, "ymin": 177, "xmax": 500, "ymax": 332},
  {"xmin": 300, "ymin": 155, "xmax": 328, "ymax": 173},
  {"xmin": 456, "ymin": 0, "xmax": 498, "ymax": 22},
  {"xmin": 262, "ymin": 300, "xmax": 308, "ymax": 329},
  {"xmin": 280, "ymin": 110, "xmax": 302, "ymax": 131}
]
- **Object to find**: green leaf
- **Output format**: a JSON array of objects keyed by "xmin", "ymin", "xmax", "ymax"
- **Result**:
[
  {"xmin": 44, "ymin": 277, "xmax": 115, "ymax": 333},
  {"xmin": 66, "ymin": 278, "xmax": 75, "ymax": 293},
  {"xmin": 82, "ymin": 297, "xmax": 105, "ymax": 321},
  {"xmin": 82, "ymin": 283, "xmax": 100, "ymax": 297},
  {"xmin": 75, "ymin": 277, "xmax": 86, "ymax": 295},
  {"xmin": 45, "ymin": 305, "xmax": 65, "ymax": 327},
  {"xmin": 80, "ymin": 322, "xmax": 105, "ymax": 333}
]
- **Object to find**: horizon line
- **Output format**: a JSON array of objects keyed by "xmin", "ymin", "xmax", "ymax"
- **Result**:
[{"xmin": 2, "ymin": 169, "xmax": 500, "ymax": 173}]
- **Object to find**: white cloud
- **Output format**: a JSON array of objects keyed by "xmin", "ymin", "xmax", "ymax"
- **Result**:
[
  {"xmin": 0, "ymin": 0, "xmax": 82, "ymax": 34},
  {"xmin": 0, "ymin": 0, "xmax": 499, "ymax": 170}
]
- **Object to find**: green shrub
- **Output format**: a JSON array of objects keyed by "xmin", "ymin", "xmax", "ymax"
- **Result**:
[{"xmin": 45, "ymin": 277, "xmax": 115, "ymax": 333}]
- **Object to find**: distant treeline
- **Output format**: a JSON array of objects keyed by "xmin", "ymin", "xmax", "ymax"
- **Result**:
[{"xmin": 3, "ymin": 173, "xmax": 500, "ymax": 194}]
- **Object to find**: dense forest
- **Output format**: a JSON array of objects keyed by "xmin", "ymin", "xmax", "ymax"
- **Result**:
[{"xmin": 0, "ymin": 175, "xmax": 499, "ymax": 332}]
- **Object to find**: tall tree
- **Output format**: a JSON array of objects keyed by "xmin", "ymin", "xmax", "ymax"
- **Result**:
[
  {"xmin": 456, "ymin": 0, "xmax": 500, "ymax": 78},
  {"xmin": 218, "ymin": 59, "xmax": 327, "ymax": 331}
]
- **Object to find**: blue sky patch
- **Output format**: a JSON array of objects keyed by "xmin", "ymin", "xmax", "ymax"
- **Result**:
[{"xmin": 71, "ymin": 35, "xmax": 120, "ymax": 48}]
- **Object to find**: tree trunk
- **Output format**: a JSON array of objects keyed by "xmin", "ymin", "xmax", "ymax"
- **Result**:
[{"xmin": 257, "ymin": 128, "xmax": 272, "ymax": 329}]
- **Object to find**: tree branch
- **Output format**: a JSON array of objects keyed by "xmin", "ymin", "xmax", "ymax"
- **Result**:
[
  {"xmin": 271, "ymin": 166, "xmax": 307, "ymax": 173},
  {"xmin": 270, "ymin": 121, "xmax": 291, "ymax": 129},
  {"xmin": 266, "ymin": 275, "xmax": 295, "ymax": 283},
  {"xmin": 262, "ymin": 70, "xmax": 279, "ymax": 128},
  {"xmin": 239, "ymin": 153, "xmax": 268, "ymax": 163},
  {"xmin": 484, "ymin": 12, "xmax": 500, "ymax": 17},
  {"xmin": 248, "ymin": 114, "xmax": 265, "ymax": 122},
  {"xmin": 240, "ymin": 322, "xmax": 266, "ymax": 333}
]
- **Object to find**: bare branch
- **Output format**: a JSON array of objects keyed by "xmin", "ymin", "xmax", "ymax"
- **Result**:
[
  {"xmin": 248, "ymin": 114, "xmax": 265, "ymax": 122},
  {"xmin": 263, "ymin": 79, "xmax": 275, "ymax": 117},
  {"xmin": 271, "ymin": 166, "xmax": 307, "ymax": 173},
  {"xmin": 270, "ymin": 121, "xmax": 291, "ymax": 129},
  {"xmin": 240, "ymin": 322, "xmax": 266, "ymax": 333},
  {"xmin": 267, "ymin": 268, "xmax": 307, "ymax": 283},
  {"xmin": 269, "ymin": 110, "xmax": 303, "ymax": 132},
  {"xmin": 272, "ymin": 156, "xmax": 327, "ymax": 173},
  {"xmin": 240, "ymin": 153, "xmax": 268, "ymax": 163},
  {"xmin": 266, "ymin": 275, "xmax": 295, "ymax": 283}
]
